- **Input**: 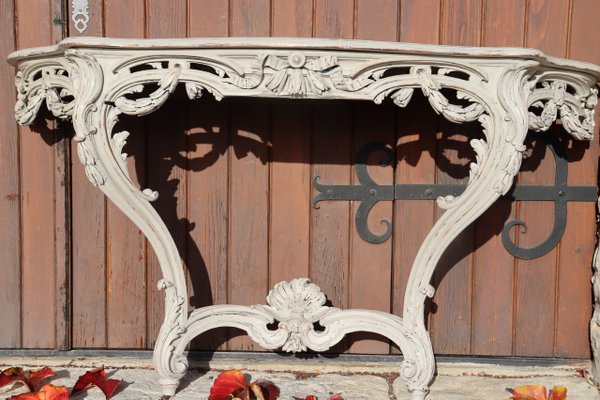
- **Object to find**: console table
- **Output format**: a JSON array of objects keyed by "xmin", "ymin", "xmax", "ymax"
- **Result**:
[{"xmin": 8, "ymin": 37, "xmax": 600, "ymax": 400}]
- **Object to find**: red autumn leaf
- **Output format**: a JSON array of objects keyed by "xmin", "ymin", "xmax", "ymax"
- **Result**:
[
  {"xmin": 327, "ymin": 395, "xmax": 343, "ymax": 400},
  {"xmin": 71, "ymin": 367, "xmax": 121, "ymax": 399},
  {"xmin": 250, "ymin": 379, "xmax": 279, "ymax": 400},
  {"xmin": 507, "ymin": 385, "xmax": 548, "ymax": 400},
  {"xmin": 8, "ymin": 384, "xmax": 69, "ymax": 400},
  {"xmin": 209, "ymin": 370, "xmax": 248, "ymax": 400},
  {"xmin": 0, "ymin": 367, "xmax": 55, "ymax": 392},
  {"xmin": 548, "ymin": 386, "xmax": 567, "ymax": 400}
]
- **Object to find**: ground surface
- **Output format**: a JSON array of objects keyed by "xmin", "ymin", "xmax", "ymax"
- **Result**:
[{"xmin": 1, "ymin": 355, "xmax": 599, "ymax": 400}]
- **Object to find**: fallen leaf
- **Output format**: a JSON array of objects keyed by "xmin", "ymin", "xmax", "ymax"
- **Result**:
[
  {"xmin": 209, "ymin": 370, "xmax": 247, "ymax": 400},
  {"xmin": 250, "ymin": 379, "xmax": 279, "ymax": 400},
  {"xmin": 8, "ymin": 384, "xmax": 69, "ymax": 400},
  {"xmin": 327, "ymin": 395, "xmax": 343, "ymax": 400},
  {"xmin": 71, "ymin": 367, "xmax": 121, "ymax": 399},
  {"xmin": 507, "ymin": 385, "xmax": 548, "ymax": 400},
  {"xmin": 548, "ymin": 386, "xmax": 567, "ymax": 400},
  {"xmin": 0, "ymin": 367, "xmax": 55, "ymax": 392}
]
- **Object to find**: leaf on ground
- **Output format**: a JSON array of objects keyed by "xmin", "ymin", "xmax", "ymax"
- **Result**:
[
  {"xmin": 292, "ymin": 396, "xmax": 343, "ymax": 400},
  {"xmin": 250, "ymin": 379, "xmax": 279, "ymax": 400},
  {"xmin": 0, "ymin": 367, "xmax": 55, "ymax": 392},
  {"xmin": 209, "ymin": 370, "xmax": 248, "ymax": 400},
  {"xmin": 507, "ymin": 385, "xmax": 548, "ymax": 400},
  {"xmin": 71, "ymin": 367, "xmax": 122, "ymax": 399},
  {"xmin": 548, "ymin": 386, "xmax": 567, "ymax": 400},
  {"xmin": 8, "ymin": 384, "xmax": 69, "ymax": 400}
]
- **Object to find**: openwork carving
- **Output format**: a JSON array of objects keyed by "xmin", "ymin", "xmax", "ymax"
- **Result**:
[{"xmin": 9, "ymin": 37, "xmax": 600, "ymax": 400}]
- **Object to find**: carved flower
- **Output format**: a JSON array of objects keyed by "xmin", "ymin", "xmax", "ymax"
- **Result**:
[{"xmin": 262, "ymin": 53, "xmax": 339, "ymax": 96}]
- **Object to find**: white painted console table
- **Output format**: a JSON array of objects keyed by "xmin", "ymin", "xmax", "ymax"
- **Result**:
[{"xmin": 8, "ymin": 37, "xmax": 600, "ymax": 399}]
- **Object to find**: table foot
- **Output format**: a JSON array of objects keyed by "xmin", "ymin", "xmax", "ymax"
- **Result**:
[
  {"xmin": 409, "ymin": 389, "xmax": 429, "ymax": 400},
  {"xmin": 158, "ymin": 378, "xmax": 180, "ymax": 397}
]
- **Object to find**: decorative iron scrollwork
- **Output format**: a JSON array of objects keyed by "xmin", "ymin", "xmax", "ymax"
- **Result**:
[{"xmin": 312, "ymin": 139, "xmax": 596, "ymax": 259}]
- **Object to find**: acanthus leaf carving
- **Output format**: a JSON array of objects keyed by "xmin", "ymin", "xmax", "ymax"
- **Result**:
[
  {"xmin": 114, "ymin": 65, "xmax": 181, "ymax": 116},
  {"xmin": 76, "ymin": 138, "xmax": 105, "ymax": 187}
]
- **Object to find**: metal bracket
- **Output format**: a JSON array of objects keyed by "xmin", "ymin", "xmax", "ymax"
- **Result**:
[{"xmin": 312, "ymin": 138, "xmax": 597, "ymax": 259}]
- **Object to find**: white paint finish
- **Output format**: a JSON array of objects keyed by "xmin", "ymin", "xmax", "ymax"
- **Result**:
[{"xmin": 8, "ymin": 37, "xmax": 600, "ymax": 399}]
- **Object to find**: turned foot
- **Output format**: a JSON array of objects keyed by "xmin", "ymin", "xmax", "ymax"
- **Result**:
[{"xmin": 159, "ymin": 378, "xmax": 180, "ymax": 397}]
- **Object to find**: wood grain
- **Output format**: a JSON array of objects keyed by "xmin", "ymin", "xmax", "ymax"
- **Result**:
[
  {"xmin": 272, "ymin": 0, "xmax": 313, "ymax": 37},
  {"xmin": 230, "ymin": 0, "xmax": 271, "ymax": 36},
  {"xmin": 188, "ymin": 0, "xmax": 230, "ymax": 351},
  {"xmin": 392, "ymin": 0, "xmax": 440, "ymax": 355},
  {"xmin": 554, "ymin": 0, "xmax": 600, "ymax": 358},
  {"xmin": 430, "ymin": 0, "xmax": 482, "ymax": 355},
  {"xmin": 16, "ymin": 0, "xmax": 57, "ymax": 349},
  {"xmin": 70, "ymin": 0, "xmax": 106, "ymax": 349},
  {"xmin": 470, "ymin": 0, "xmax": 526, "ymax": 356},
  {"xmin": 348, "ymin": 103, "xmax": 394, "ymax": 354},
  {"xmin": 0, "ymin": 0, "xmax": 20, "ymax": 348},
  {"xmin": 228, "ymin": 99, "xmax": 270, "ymax": 350},
  {"xmin": 514, "ymin": 0, "xmax": 570, "ymax": 357}
]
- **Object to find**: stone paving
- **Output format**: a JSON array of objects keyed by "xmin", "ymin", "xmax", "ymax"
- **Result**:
[{"xmin": 1, "ymin": 355, "xmax": 599, "ymax": 400}]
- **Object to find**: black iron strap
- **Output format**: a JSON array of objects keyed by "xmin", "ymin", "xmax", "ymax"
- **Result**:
[{"xmin": 312, "ymin": 139, "xmax": 597, "ymax": 260}]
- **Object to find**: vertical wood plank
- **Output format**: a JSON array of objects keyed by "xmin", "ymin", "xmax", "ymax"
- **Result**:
[
  {"xmin": 16, "ymin": 0, "xmax": 57, "ymax": 349},
  {"xmin": 104, "ymin": 0, "xmax": 147, "ymax": 349},
  {"xmin": 554, "ymin": 0, "xmax": 600, "ymax": 358},
  {"xmin": 310, "ymin": 104, "xmax": 352, "ymax": 320},
  {"xmin": 228, "ymin": 0, "xmax": 271, "ymax": 352},
  {"xmin": 228, "ymin": 100, "xmax": 270, "ymax": 350},
  {"xmin": 514, "ymin": 0, "xmax": 570, "ymax": 357},
  {"xmin": 399, "ymin": 0, "xmax": 441, "ymax": 44},
  {"xmin": 349, "ymin": 1, "xmax": 397, "ymax": 354},
  {"xmin": 188, "ymin": 0, "xmax": 229, "ymax": 37},
  {"xmin": 51, "ymin": 0, "xmax": 70, "ymax": 351},
  {"xmin": 272, "ymin": 0, "xmax": 313, "ymax": 37},
  {"xmin": 310, "ymin": 0, "xmax": 354, "ymax": 353},
  {"xmin": 471, "ymin": 0, "xmax": 526, "ymax": 357},
  {"xmin": 0, "ymin": 0, "xmax": 20, "ymax": 348},
  {"xmin": 188, "ymin": 0, "xmax": 230, "ymax": 351},
  {"xmin": 70, "ymin": 0, "xmax": 106, "ymax": 349},
  {"xmin": 269, "ymin": 105, "xmax": 311, "ymax": 286},
  {"xmin": 355, "ymin": 0, "xmax": 398, "ymax": 41},
  {"xmin": 230, "ymin": 0, "xmax": 271, "ymax": 36},
  {"xmin": 392, "ymin": 0, "xmax": 440, "ymax": 355},
  {"xmin": 314, "ymin": 0, "xmax": 354, "ymax": 39},
  {"xmin": 144, "ymin": 0, "xmax": 188, "ymax": 349},
  {"xmin": 68, "ymin": 0, "xmax": 103, "ymax": 35},
  {"xmin": 186, "ymin": 97, "xmax": 230, "ymax": 351},
  {"xmin": 431, "ymin": 0, "xmax": 482, "ymax": 355},
  {"xmin": 348, "ymin": 103, "xmax": 395, "ymax": 354},
  {"xmin": 269, "ymin": 0, "xmax": 313, "ymax": 289}
]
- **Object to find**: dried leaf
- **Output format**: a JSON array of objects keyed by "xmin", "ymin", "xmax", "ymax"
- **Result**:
[
  {"xmin": 8, "ymin": 384, "xmax": 69, "ymax": 400},
  {"xmin": 250, "ymin": 379, "xmax": 279, "ymax": 400},
  {"xmin": 71, "ymin": 367, "xmax": 121, "ymax": 399},
  {"xmin": 209, "ymin": 370, "xmax": 247, "ymax": 400},
  {"xmin": 548, "ymin": 386, "xmax": 567, "ymax": 400},
  {"xmin": 0, "ymin": 367, "xmax": 55, "ymax": 392},
  {"xmin": 327, "ymin": 395, "xmax": 344, "ymax": 400},
  {"xmin": 507, "ymin": 385, "xmax": 548, "ymax": 400}
]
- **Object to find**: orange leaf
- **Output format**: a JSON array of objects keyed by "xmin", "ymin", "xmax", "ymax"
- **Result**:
[
  {"xmin": 0, "ymin": 367, "xmax": 55, "ymax": 392},
  {"xmin": 507, "ymin": 385, "xmax": 548, "ymax": 400},
  {"xmin": 548, "ymin": 386, "xmax": 567, "ymax": 400},
  {"xmin": 8, "ymin": 384, "xmax": 69, "ymax": 400},
  {"xmin": 209, "ymin": 370, "xmax": 248, "ymax": 400},
  {"xmin": 71, "ymin": 367, "xmax": 121, "ymax": 399}
]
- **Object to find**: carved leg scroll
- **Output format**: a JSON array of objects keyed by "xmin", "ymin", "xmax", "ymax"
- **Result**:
[{"xmin": 74, "ymin": 114, "xmax": 190, "ymax": 395}]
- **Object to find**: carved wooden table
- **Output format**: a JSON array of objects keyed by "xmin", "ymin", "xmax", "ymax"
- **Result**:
[{"xmin": 8, "ymin": 37, "xmax": 600, "ymax": 399}]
